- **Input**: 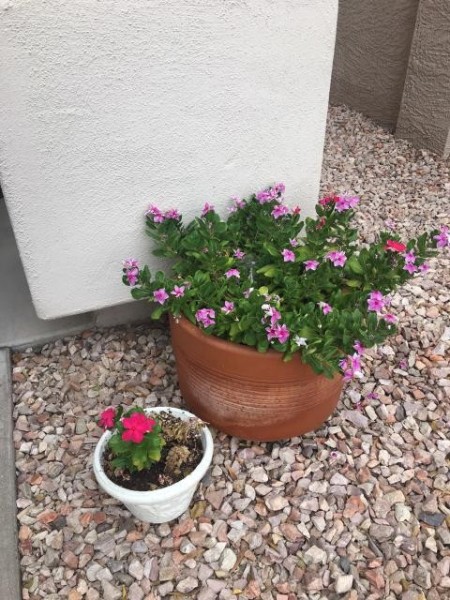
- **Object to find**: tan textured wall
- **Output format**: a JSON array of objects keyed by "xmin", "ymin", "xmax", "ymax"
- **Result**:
[
  {"xmin": 331, "ymin": 0, "xmax": 419, "ymax": 128},
  {"xmin": 396, "ymin": 0, "xmax": 450, "ymax": 158}
]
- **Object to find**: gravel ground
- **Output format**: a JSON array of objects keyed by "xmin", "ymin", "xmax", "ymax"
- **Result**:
[{"xmin": 12, "ymin": 106, "xmax": 450, "ymax": 600}]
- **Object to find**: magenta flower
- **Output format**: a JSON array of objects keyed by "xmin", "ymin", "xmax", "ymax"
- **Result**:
[
  {"xmin": 318, "ymin": 195, "xmax": 335, "ymax": 206},
  {"xmin": 353, "ymin": 340, "xmax": 365, "ymax": 355},
  {"xmin": 271, "ymin": 204, "xmax": 290, "ymax": 219},
  {"xmin": 319, "ymin": 302, "xmax": 332, "ymax": 315},
  {"xmin": 164, "ymin": 208, "xmax": 181, "ymax": 220},
  {"xmin": 99, "ymin": 407, "xmax": 116, "ymax": 429},
  {"xmin": 326, "ymin": 250, "xmax": 347, "ymax": 267},
  {"xmin": 367, "ymin": 291, "xmax": 386, "ymax": 312},
  {"xmin": 434, "ymin": 225, "xmax": 449, "ymax": 248},
  {"xmin": 122, "ymin": 413, "xmax": 156, "ymax": 444},
  {"xmin": 225, "ymin": 268, "xmax": 240, "ymax": 279},
  {"xmin": 231, "ymin": 196, "xmax": 246, "ymax": 210},
  {"xmin": 289, "ymin": 238, "xmax": 299, "ymax": 247},
  {"xmin": 195, "ymin": 308, "xmax": 216, "ymax": 327},
  {"xmin": 146, "ymin": 204, "xmax": 165, "ymax": 223},
  {"xmin": 383, "ymin": 313, "xmax": 397, "ymax": 324},
  {"xmin": 304, "ymin": 260, "xmax": 319, "ymax": 271},
  {"xmin": 233, "ymin": 249, "xmax": 245, "ymax": 259},
  {"xmin": 171, "ymin": 285, "xmax": 185, "ymax": 298},
  {"xmin": 256, "ymin": 184, "xmax": 281, "ymax": 204},
  {"xmin": 221, "ymin": 301, "xmax": 235, "ymax": 315},
  {"xmin": 201, "ymin": 202, "xmax": 214, "ymax": 217},
  {"xmin": 419, "ymin": 262, "xmax": 430, "ymax": 272},
  {"xmin": 153, "ymin": 288, "xmax": 169, "ymax": 304},
  {"xmin": 282, "ymin": 249, "xmax": 295, "ymax": 262}
]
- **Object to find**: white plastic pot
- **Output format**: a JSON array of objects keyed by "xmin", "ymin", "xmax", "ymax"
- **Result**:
[{"xmin": 93, "ymin": 407, "xmax": 214, "ymax": 523}]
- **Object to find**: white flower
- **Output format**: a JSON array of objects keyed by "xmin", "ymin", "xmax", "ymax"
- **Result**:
[{"xmin": 294, "ymin": 335, "xmax": 308, "ymax": 347}]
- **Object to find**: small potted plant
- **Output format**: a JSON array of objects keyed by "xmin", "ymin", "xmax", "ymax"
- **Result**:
[
  {"xmin": 122, "ymin": 184, "xmax": 448, "ymax": 441},
  {"xmin": 93, "ymin": 406, "xmax": 213, "ymax": 523}
]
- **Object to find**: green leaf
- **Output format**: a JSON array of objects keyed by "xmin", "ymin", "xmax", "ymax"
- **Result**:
[
  {"xmin": 346, "ymin": 256, "xmax": 364, "ymax": 274},
  {"xmin": 151, "ymin": 306, "xmax": 164, "ymax": 320}
]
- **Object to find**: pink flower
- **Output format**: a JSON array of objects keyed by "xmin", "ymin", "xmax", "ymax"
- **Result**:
[
  {"xmin": 339, "ymin": 353, "xmax": 363, "ymax": 381},
  {"xmin": 201, "ymin": 202, "xmax": 214, "ymax": 217},
  {"xmin": 164, "ymin": 208, "xmax": 181, "ymax": 220},
  {"xmin": 266, "ymin": 323, "xmax": 290, "ymax": 344},
  {"xmin": 403, "ymin": 262, "xmax": 418, "ymax": 274},
  {"xmin": 289, "ymin": 238, "xmax": 299, "ymax": 247},
  {"xmin": 263, "ymin": 305, "xmax": 281, "ymax": 325},
  {"xmin": 319, "ymin": 302, "xmax": 332, "ymax": 315},
  {"xmin": 367, "ymin": 291, "xmax": 386, "ymax": 312},
  {"xmin": 171, "ymin": 285, "xmax": 185, "ymax": 298},
  {"xmin": 404, "ymin": 250, "xmax": 416, "ymax": 264},
  {"xmin": 271, "ymin": 204, "xmax": 290, "ymax": 219},
  {"xmin": 334, "ymin": 194, "xmax": 360, "ymax": 212},
  {"xmin": 256, "ymin": 184, "xmax": 281, "ymax": 204},
  {"xmin": 123, "ymin": 258, "xmax": 139, "ymax": 270},
  {"xmin": 326, "ymin": 251, "xmax": 347, "ymax": 267},
  {"xmin": 231, "ymin": 196, "xmax": 246, "ymax": 209},
  {"xmin": 99, "ymin": 407, "xmax": 116, "ymax": 429},
  {"xmin": 383, "ymin": 313, "xmax": 397, "ymax": 324},
  {"xmin": 195, "ymin": 308, "xmax": 216, "ymax": 327},
  {"xmin": 291, "ymin": 206, "xmax": 302, "ymax": 215},
  {"xmin": 434, "ymin": 225, "xmax": 449, "ymax": 248},
  {"xmin": 353, "ymin": 340, "xmax": 365, "ymax": 355},
  {"xmin": 126, "ymin": 270, "xmax": 138, "ymax": 286},
  {"xmin": 273, "ymin": 182, "xmax": 286, "ymax": 195},
  {"xmin": 123, "ymin": 259, "xmax": 139, "ymax": 286},
  {"xmin": 282, "ymin": 249, "xmax": 295, "ymax": 262},
  {"xmin": 221, "ymin": 301, "xmax": 235, "ymax": 314},
  {"xmin": 146, "ymin": 204, "xmax": 165, "ymax": 223},
  {"xmin": 385, "ymin": 240, "xmax": 406, "ymax": 253},
  {"xmin": 419, "ymin": 262, "xmax": 430, "ymax": 272},
  {"xmin": 304, "ymin": 260, "xmax": 319, "ymax": 271},
  {"xmin": 233, "ymin": 249, "xmax": 245, "ymax": 259},
  {"xmin": 225, "ymin": 268, "xmax": 240, "ymax": 279},
  {"xmin": 153, "ymin": 288, "xmax": 169, "ymax": 304},
  {"xmin": 122, "ymin": 412, "xmax": 156, "ymax": 444}
]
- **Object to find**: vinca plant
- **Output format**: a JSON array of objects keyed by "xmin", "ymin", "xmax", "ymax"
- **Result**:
[{"xmin": 123, "ymin": 184, "xmax": 448, "ymax": 379}]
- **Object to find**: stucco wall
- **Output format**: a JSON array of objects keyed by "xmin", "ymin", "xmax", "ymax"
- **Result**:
[
  {"xmin": 0, "ymin": 0, "xmax": 337, "ymax": 320},
  {"xmin": 396, "ymin": 0, "xmax": 450, "ymax": 158},
  {"xmin": 331, "ymin": 0, "xmax": 419, "ymax": 129}
]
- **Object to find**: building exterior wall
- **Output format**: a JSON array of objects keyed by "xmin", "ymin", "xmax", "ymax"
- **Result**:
[
  {"xmin": 0, "ymin": 0, "xmax": 338, "ymax": 320},
  {"xmin": 331, "ymin": 0, "xmax": 419, "ymax": 129},
  {"xmin": 396, "ymin": 0, "xmax": 450, "ymax": 158}
]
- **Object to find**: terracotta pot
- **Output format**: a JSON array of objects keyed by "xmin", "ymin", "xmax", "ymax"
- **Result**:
[{"xmin": 170, "ymin": 316, "xmax": 343, "ymax": 441}]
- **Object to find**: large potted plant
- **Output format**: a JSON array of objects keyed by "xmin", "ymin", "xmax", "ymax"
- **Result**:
[
  {"xmin": 93, "ymin": 405, "xmax": 213, "ymax": 522},
  {"xmin": 123, "ymin": 184, "xmax": 447, "ymax": 440}
]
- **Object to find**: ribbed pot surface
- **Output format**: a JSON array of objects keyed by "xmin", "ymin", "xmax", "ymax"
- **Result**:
[{"xmin": 170, "ymin": 316, "xmax": 343, "ymax": 441}]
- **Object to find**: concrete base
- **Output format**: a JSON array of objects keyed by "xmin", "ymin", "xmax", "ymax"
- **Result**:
[
  {"xmin": 0, "ymin": 198, "xmax": 152, "ymax": 348},
  {"xmin": 0, "ymin": 349, "xmax": 21, "ymax": 600}
]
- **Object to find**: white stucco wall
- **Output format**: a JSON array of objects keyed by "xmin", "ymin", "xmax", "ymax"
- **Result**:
[{"xmin": 0, "ymin": 0, "xmax": 337, "ymax": 319}]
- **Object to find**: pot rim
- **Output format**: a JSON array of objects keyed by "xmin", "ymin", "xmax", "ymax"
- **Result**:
[
  {"xmin": 93, "ymin": 406, "xmax": 214, "ymax": 503},
  {"xmin": 170, "ymin": 314, "xmax": 297, "ymax": 361}
]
